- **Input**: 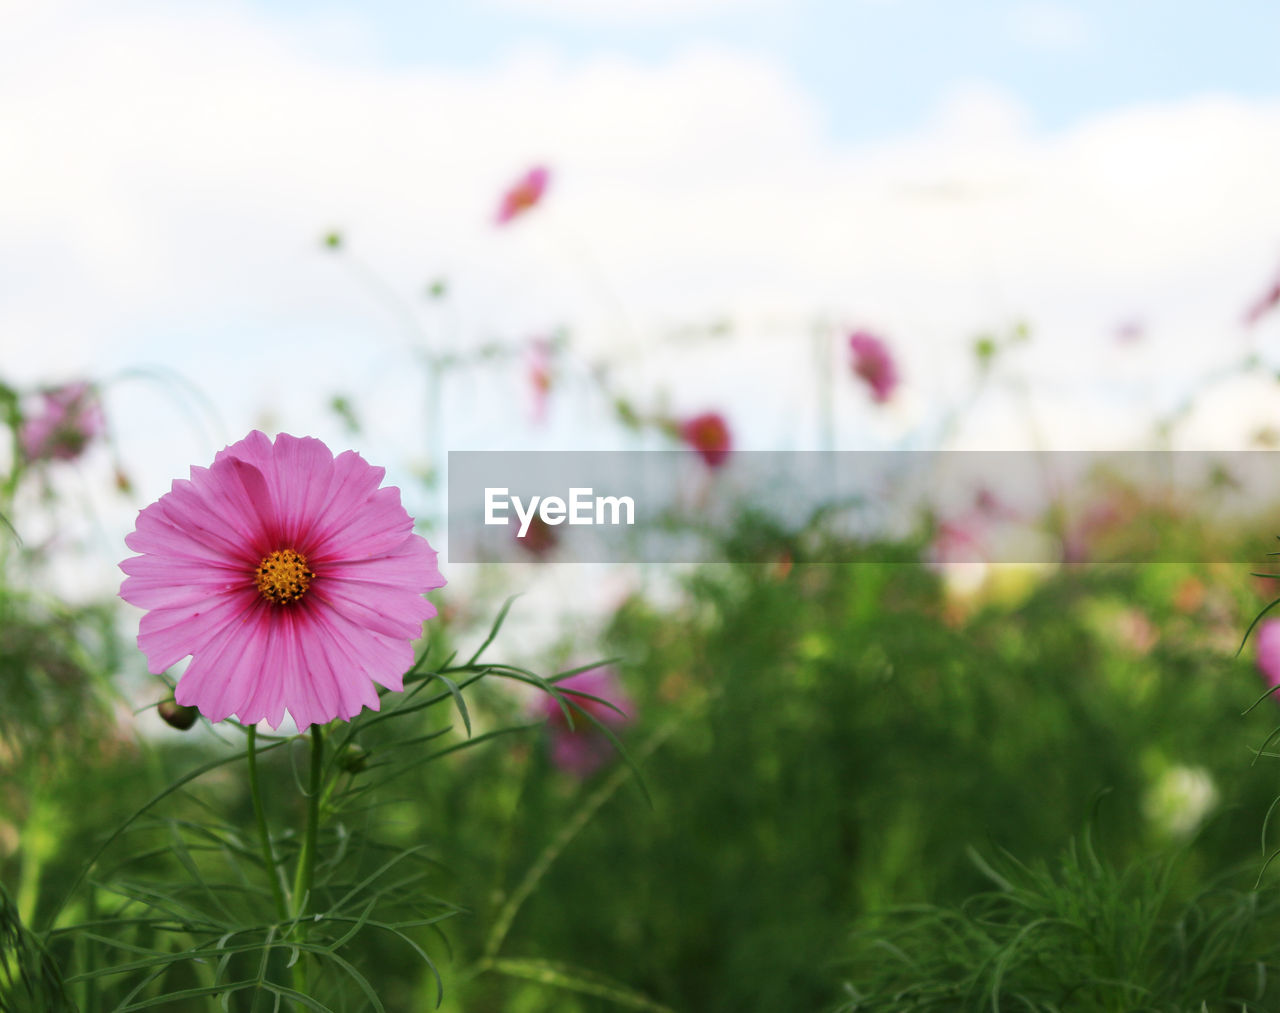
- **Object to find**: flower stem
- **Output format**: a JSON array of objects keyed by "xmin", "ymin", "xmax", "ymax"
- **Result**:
[
  {"xmin": 292, "ymin": 725, "xmax": 325, "ymax": 917},
  {"xmin": 247, "ymin": 727, "xmax": 288, "ymax": 924}
]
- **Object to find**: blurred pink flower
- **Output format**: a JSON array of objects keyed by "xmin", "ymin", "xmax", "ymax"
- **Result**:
[
  {"xmin": 1061, "ymin": 497, "xmax": 1126, "ymax": 565},
  {"xmin": 1257, "ymin": 618, "xmax": 1280, "ymax": 693},
  {"xmin": 927, "ymin": 519, "xmax": 988, "ymax": 568},
  {"xmin": 495, "ymin": 165, "xmax": 550, "ymax": 225},
  {"xmin": 1115, "ymin": 319, "xmax": 1145, "ymax": 344},
  {"xmin": 680, "ymin": 412, "xmax": 732, "ymax": 469},
  {"xmin": 848, "ymin": 331, "xmax": 899, "ymax": 403},
  {"xmin": 542, "ymin": 666, "xmax": 633, "ymax": 777},
  {"xmin": 1112, "ymin": 608, "xmax": 1158, "ymax": 655},
  {"xmin": 972, "ymin": 487, "xmax": 1017, "ymax": 521},
  {"xmin": 514, "ymin": 512, "xmax": 558, "ymax": 559},
  {"xmin": 119, "ymin": 431, "xmax": 445, "ymax": 731},
  {"xmin": 527, "ymin": 337, "xmax": 554, "ymax": 423},
  {"xmin": 21, "ymin": 381, "xmax": 105, "ymax": 462},
  {"xmin": 1245, "ymin": 272, "xmax": 1280, "ymax": 327},
  {"xmin": 926, "ymin": 490, "xmax": 1017, "ymax": 568}
]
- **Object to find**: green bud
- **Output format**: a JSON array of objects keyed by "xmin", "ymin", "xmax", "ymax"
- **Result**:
[{"xmin": 336, "ymin": 743, "xmax": 370, "ymax": 774}]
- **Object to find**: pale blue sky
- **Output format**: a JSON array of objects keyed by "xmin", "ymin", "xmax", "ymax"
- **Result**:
[{"xmin": 250, "ymin": 0, "xmax": 1280, "ymax": 142}]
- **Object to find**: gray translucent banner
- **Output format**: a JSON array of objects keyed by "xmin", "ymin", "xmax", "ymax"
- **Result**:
[{"xmin": 446, "ymin": 450, "xmax": 1280, "ymax": 564}]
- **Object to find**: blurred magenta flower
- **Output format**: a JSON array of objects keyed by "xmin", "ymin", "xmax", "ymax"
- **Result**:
[
  {"xmin": 680, "ymin": 411, "xmax": 732, "ymax": 468},
  {"xmin": 21, "ymin": 381, "xmax": 105, "ymax": 462},
  {"xmin": 527, "ymin": 337, "xmax": 554, "ymax": 423},
  {"xmin": 1115, "ymin": 318, "xmax": 1145, "ymax": 344},
  {"xmin": 1245, "ymin": 271, "xmax": 1280, "ymax": 327},
  {"xmin": 972, "ymin": 487, "xmax": 1016, "ymax": 521},
  {"xmin": 926, "ymin": 489, "xmax": 1017, "ymax": 568},
  {"xmin": 1257, "ymin": 618, "xmax": 1280, "ymax": 693},
  {"xmin": 495, "ymin": 165, "xmax": 550, "ymax": 225},
  {"xmin": 927, "ymin": 519, "xmax": 988, "ymax": 568},
  {"xmin": 119, "ymin": 431, "xmax": 445, "ymax": 731},
  {"xmin": 514, "ymin": 511, "xmax": 558, "ymax": 559},
  {"xmin": 848, "ymin": 331, "xmax": 899, "ymax": 403},
  {"xmin": 1061, "ymin": 497, "xmax": 1127, "ymax": 565},
  {"xmin": 542, "ymin": 666, "xmax": 633, "ymax": 777}
]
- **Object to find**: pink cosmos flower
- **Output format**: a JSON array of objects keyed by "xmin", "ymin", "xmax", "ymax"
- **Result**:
[
  {"xmin": 542, "ymin": 666, "xmax": 633, "ymax": 777},
  {"xmin": 680, "ymin": 412, "xmax": 732, "ymax": 469},
  {"xmin": 119, "ymin": 431, "xmax": 445, "ymax": 731},
  {"xmin": 495, "ymin": 165, "xmax": 550, "ymax": 225},
  {"xmin": 1245, "ymin": 271, "xmax": 1280, "ymax": 327},
  {"xmin": 1257, "ymin": 618, "xmax": 1280, "ymax": 694},
  {"xmin": 848, "ymin": 331, "xmax": 899, "ymax": 403},
  {"xmin": 21, "ymin": 381, "xmax": 105, "ymax": 462}
]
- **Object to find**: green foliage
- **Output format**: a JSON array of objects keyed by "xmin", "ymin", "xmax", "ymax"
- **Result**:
[
  {"xmin": 415, "ymin": 511, "xmax": 1280, "ymax": 1012},
  {"xmin": 9, "ymin": 601, "xmax": 649, "ymax": 1012},
  {"xmin": 837, "ymin": 836, "xmax": 1280, "ymax": 1011},
  {"xmin": 1, "ymin": 881, "xmax": 72, "ymax": 1013},
  {"xmin": 8, "ymin": 479, "xmax": 1280, "ymax": 1010},
  {"xmin": 0, "ymin": 589, "xmax": 119, "ymax": 759}
]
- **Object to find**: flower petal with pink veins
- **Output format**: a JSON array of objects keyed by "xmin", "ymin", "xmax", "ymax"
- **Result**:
[
  {"xmin": 312, "ymin": 604, "xmax": 415, "ymax": 693},
  {"xmin": 304, "ymin": 459, "xmax": 398, "ymax": 553},
  {"xmin": 320, "ymin": 548, "xmax": 444, "ymax": 592},
  {"xmin": 313, "ymin": 581, "xmax": 429, "ymax": 640},
  {"xmin": 262, "ymin": 434, "xmax": 337, "ymax": 546},
  {"xmin": 138, "ymin": 590, "xmax": 260, "ymax": 674}
]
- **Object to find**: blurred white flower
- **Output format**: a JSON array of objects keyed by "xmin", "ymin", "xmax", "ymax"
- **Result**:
[{"xmin": 1144, "ymin": 764, "xmax": 1217, "ymax": 837}]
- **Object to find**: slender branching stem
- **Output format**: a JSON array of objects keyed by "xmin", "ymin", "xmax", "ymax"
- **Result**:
[
  {"xmin": 246, "ymin": 727, "xmax": 288, "ymax": 924},
  {"xmin": 293, "ymin": 725, "xmax": 325, "ymax": 917}
]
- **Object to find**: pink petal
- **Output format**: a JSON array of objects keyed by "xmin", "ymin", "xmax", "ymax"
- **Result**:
[
  {"xmin": 300, "ymin": 453, "xmax": 394, "ymax": 554},
  {"xmin": 175, "ymin": 606, "xmax": 268, "ymax": 722},
  {"xmin": 313, "ymin": 580, "xmax": 430, "ymax": 639},
  {"xmin": 298, "ymin": 614, "xmax": 381, "ymax": 722},
  {"xmin": 263, "ymin": 434, "xmax": 337, "ymax": 546},
  {"xmin": 137, "ymin": 590, "xmax": 260, "ymax": 674},
  {"xmin": 311, "ymin": 603, "xmax": 415, "ymax": 693},
  {"xmin": 1258, "ymin": 619, "xmax": 1280, "ymax": 689},
  {"xmin": 319, "ymin": 539, "xmax": 444, "ymax": 593}
]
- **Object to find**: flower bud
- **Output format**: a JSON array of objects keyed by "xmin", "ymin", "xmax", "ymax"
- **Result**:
[
  {"xmin": 336, "ymin": 742, "xmax": 370, "ymax": 774},
  {"xmin": 157, "ymin": 698, "xmax": 199, "ymax": 731}
]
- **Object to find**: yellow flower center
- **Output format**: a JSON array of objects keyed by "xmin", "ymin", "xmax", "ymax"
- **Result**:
[{"xmin": 254, "ymin": 549, "xmax": 315, "ymax": 605}]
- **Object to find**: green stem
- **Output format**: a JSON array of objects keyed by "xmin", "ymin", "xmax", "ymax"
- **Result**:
[
  {"xmin": 247, "ymin": 727, "xmax": 288, "ymax": 924},
  {"xmin": 480, "ymin": 717, "xmax": 681, "ymax": 963},
  {"xmin": 292, "ymin": 725, "xmax": 325, "ymax": 917},
  {"xmin": 287, "ymin": 726, "xmax": 325, "ymax": 1004}
]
